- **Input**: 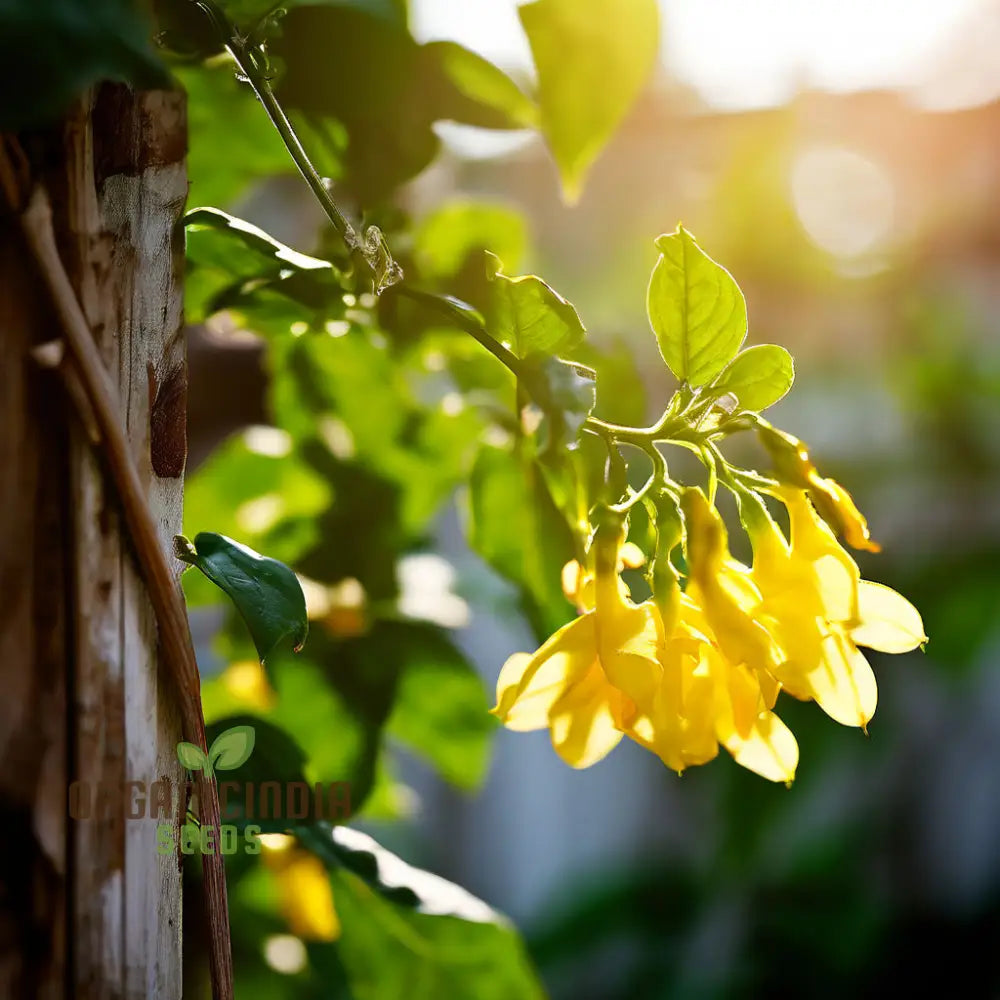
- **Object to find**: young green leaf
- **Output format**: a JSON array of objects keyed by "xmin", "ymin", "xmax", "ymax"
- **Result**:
[
  {"xmin": 208, "ymin": 724, "xmax": 257, "ymax": 773},
  {"xmin": 519, "ymin": 0, "xmax": 659, "ymax": 201},
  {"xmin": 486, "ymin": 253, "xmax": 586, "ymax": 358},
  {"xmin": 174, "ymin": 532, "xmax": 308, "ymax": 663},
  {"xmin": 647, "ymin": 226, "xmax": 748, "ymax": 387},
  {"xmin": 711, "ymin": 344, "xmax": 794, "ymax": 412},
  {"xmin": 176, "ymin": 741, "xmax": 209, "ymax": 773}
]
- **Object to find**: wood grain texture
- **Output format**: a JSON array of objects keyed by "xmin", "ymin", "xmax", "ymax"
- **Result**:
[{"xmin": 0, "ymin": 85, "xmax": 189, "ymax": 999}]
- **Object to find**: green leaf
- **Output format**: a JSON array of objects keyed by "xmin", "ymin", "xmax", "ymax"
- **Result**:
[
  {"xmin": 271, "ymin": 6, "xmax": 529, "ymax": 202},
  {"xmin": 208, "ymin": 724, "xmax": 257, "ymax": 772},
  {"xmin": 176, "ymin": 741, "xmax": 209, "ymax": 773},
  {"xmin": 712, "ymin": 344, "xmax": 794, "ymax": 412},
  {"xmin": 519, "ymin": 0, "xmax": 659, "ymax": 201},
  {"xmin": 186, "ymin": 208, "xmax": 333, "ymax": 273},
  {"xmin": 647, "ymin": 226, "xmax": 748, "ymax": 387},
  {"xmin": 421, "ymin": 40, "xmax": 538, "ymax": 130},
  {"xmin": 466, "ymin": 443, "xmax": 575, "ymax": 639},
  {"xmin": 173, "ymin": 60, "xmax": 294, "ymax": 208},
  {"xmin": 175, "ymin": 532, "xmax": 308, "ymax": 663},
  {"xmin": 184, "ymin": 207, "xmax": 345, "ymax": 323},
  {"xmin": 520, "ymin": 357, "xmax": 596, "ymax": 451},
  {"xmin": 298, "ymin": 825, "xmax": 546, "ymax": 999},
  {"xmin": 486, "ymin": 253, "xmax": 586, "ymax": 358},
  {"xmin": 0, "ymin": 0, "xmax": 166, "ymax": 130},
  {"xmin": 414, "ymin": 200, "xmax": 529, "ymax": 280},
  {"xmin": 385, "ymin": 628, "xmax": 494, "ymax": 791}
]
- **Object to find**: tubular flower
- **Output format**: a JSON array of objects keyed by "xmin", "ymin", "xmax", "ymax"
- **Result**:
[
  {"xmin": 680, "ymin": 489, "xmax": 783, "ymax": 696},
  {"xmin": 745, "ymin": 489, "xmax": 926, "ymax": 730},
  {"xmin": 623, "ymin": 595, "xmax": 799, "ymax": 783},
  {"xmin": 757, "ymin": 424, "xmax": 880, "ymax": 552},
  {"xmin": 491, "ymin": 519, "xmax": 661, "ymax": 768}
]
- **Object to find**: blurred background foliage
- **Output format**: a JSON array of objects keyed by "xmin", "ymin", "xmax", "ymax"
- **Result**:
[{"xmin": 11, "ymin": 0, "xmax": 1000, "ymax": 996}]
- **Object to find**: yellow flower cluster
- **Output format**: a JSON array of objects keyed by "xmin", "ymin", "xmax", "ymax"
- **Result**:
[{"xmin": 492, "ymin": 484, "xmax": 925, "ymax": 783}]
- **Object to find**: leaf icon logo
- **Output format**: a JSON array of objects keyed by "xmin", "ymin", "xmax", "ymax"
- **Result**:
[{"xmin": 176, "ymin": 725, "xmax": 256, "ymax": 779}]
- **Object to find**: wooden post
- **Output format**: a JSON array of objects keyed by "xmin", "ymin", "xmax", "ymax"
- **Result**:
[{"xmin": 0, "ymin": 85, "xmax": 187, "ymax": 998}]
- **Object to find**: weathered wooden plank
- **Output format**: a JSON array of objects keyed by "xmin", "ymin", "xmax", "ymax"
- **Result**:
[
  {"xmin": 0, "ymin": 191, "xmax": 70, "ymax": 1000},
  {"xmin": 0, "ymin": 85, "xmax": 189, "ymax": 1000},
  {"xmin": 71, "ymin": 84, "xmax": 188, "ymax": 1000}
]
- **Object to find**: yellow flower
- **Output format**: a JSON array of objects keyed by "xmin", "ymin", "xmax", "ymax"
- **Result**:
[
  {"xmin": 492, "ymin": 520, "xmax": 661, "ymax": 768},
  {"xmin": 746, "ymin": 488, "xmax": 926, "ymax": 730},
  {"xmin": 622, "ymin": 595, "xmax": 799, "ymax": 783},
  {"xmin": 262, "ymin": 836, "xmax": 340, "ymax": 941},
  {"xmin": 680, "ymin": 489, "xmax": 783, "ymax": 693},
  {"xmin": 757, "ymin": 424, "xmax": 880, "ymax": 552}
]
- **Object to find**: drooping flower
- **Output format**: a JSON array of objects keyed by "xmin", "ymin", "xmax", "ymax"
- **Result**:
[
  {"xmin": 743, "ymin": 488, "xmax": 926, "ymax": 730},
  {"xmin": 491, "ymin": 518, "xmax": 661, "ymax": 768},
  {"xmin": 757, "ymin": 423, "xmax": 880, "ymax": 552},
  {"xmin": 622, "ymin": 593, "xmax": 799, "ymax": 783}
]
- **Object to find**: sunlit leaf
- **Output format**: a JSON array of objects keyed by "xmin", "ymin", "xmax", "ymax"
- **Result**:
[
  {"xmin": 486, "ymin": 252, "xmax": 586, "ymax": 358},
  {"xmin": 519, "ymin": 0, "xmax": 659, "ymax": 201},
  {"xmin": 712, "ymin": 344, "xmax": 794, "ymax": 412},
  {"xmin": 185, "ymin": 207, "xmax": 345, "ymax": 322},
  {"xmin": 297, "ymin": 825, "xmax": 547, "ymax": 998},
  {"xmin": 647, "ymin": 226, "xmax": 748, "ymax": 386},
  {"xmin": 176, "ymin": 532, "xmax": 309, "ymax": 663}
]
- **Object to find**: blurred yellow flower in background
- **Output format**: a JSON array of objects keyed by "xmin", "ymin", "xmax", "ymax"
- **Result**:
[{"xmin": 262, "ymin": 834, "xmax": 340, "ymax": 942}]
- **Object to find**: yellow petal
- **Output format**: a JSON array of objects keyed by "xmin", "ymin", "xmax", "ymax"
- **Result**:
[
  {"xmin": 598, "ymin": 601, "xmax": 662, "ymax": 708},
  {"xmin": 548, "ymin": 664, "xmax": 625, "ymax": 768},
  {"xmin": 619, "ymin": 541, "xmax": 646, "ymax": 569},
  {"xmin": 808, "ymin": 630, "xmax": 878, "ymax": 728},
  {"xmin": 722, "ymin": 711, "xmax": 798, "ymax": 783},
  {"xmin": 851, "ymin": 580, "xmax": 926, "ymax": 653},
  {"xmin": 780, "ymin": 488, "xmax": 860, "ymax": 623},
  {"xmin": 492, "ymin": 616, "xmax": 596, "ymax": 730}
]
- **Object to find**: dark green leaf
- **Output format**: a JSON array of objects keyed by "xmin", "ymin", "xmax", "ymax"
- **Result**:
[
  {"xmin": 647, "ymin": 226, "xmax": 748, "ymax": 386},
  {"xmin": 486, "ymin": 252, "xmax": 586, "ymax": 358},
  {"xmin": 176, "ymin": 532, "xmax": 308, "ymax": 662},
  {"xmin": 297, "ymin": 825, "xmax": 547, "ymax": 998},
  {"xmin": 466, "ymin": 443, "xmax": 575, "ymax": 639},
  {"xmin": 519, "ymin": 0, "xmax": 659, "ymax": 201},
  {"xmin": 712, "ymin": 344, "xmax": 794, "ymax": 412},
  {"xmin": 0, "ymin": 0, "xmax": 166, "ymax": 130},
  {"xmin": 421, "ymin": 40, "xmax": 538, "ymax": 131},
  {"xmin": 385, "ymin": 628, "xmax": 494, "ymax": 790}
]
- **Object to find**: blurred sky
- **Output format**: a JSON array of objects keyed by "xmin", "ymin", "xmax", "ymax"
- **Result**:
[{"xmin": 411, "ymin": 0, "xmax": 1000, "ymax": 111}]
